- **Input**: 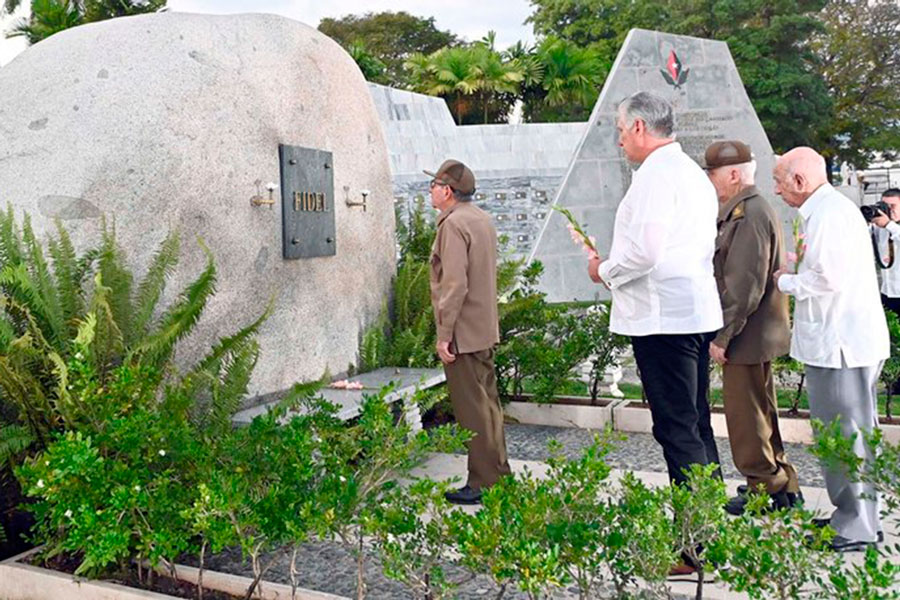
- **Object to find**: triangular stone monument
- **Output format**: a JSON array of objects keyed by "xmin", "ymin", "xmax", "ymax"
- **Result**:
[{"xmin": 530, "ymin": 28, "xmax": 790, "ymax": 302}]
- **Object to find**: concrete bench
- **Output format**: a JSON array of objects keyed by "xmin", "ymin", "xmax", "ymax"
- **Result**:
[{"xmin": 232, "ymin": 367, "xmax": 446, "ymax": 432}]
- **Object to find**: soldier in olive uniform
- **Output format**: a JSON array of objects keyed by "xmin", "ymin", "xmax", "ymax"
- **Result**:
[{"xmin": 704, "ymin": 141, "xmax": 802, "ymax": 514}]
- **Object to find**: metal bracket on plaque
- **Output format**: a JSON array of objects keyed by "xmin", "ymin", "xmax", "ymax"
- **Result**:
[{"xmin": 279, "ymin": 144, "xmax": 336, "ymax": 259}]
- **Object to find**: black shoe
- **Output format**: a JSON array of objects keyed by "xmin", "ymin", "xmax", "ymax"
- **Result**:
[
  {"xmin": 771, "ymin": 489, "xmax": 805, "ymax": 510},
  {"xmin": 725, "ymin": 487, "xmax": 804, "ymax": 516},
  {"xmin": 724, "ymin": 493, "xmax": 749, "ymax": 516},
  {"xmin": 811, "ymin": 518, "xmax": 883, "ymax": 543},
  {"xmin": 828, "ymin": 535, "xmax": 879, "ymax": 553},
  {"xmin": 444, "ymin": 485, "xmax": 482, "ymax": 505}
]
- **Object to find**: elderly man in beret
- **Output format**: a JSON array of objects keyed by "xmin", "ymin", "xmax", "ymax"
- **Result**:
[
  {"xmin": 704, "ymin": 140, "xmax": 801, "ymax": 515},
  {"xmin": 427, "ymin": 158, "xmax": 512, "ymax": 505}
]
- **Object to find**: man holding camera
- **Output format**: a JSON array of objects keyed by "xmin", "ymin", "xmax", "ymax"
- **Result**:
[
  {"xmin": 703, "ymin": 141, "xmax": 801, "ymax": 515},
  {"xmin": 869, "ymin": 188, "xmax": 900, "ymax": 315},
  {"xmin": 773, "ymin": 147, "xmax": 887, "ymax": 552}
]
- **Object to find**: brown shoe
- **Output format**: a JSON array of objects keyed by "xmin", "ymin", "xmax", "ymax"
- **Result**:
[{"xmin": 667, "ymin": 562, "xmax": 697, "ymax": 580}]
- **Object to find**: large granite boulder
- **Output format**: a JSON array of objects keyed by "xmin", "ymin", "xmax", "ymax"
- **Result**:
[{"xmin": 0, "ymin": 13, "xmax": 396, "ymax": 396}]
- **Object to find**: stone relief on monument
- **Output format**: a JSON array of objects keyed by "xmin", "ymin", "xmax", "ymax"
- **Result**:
[{"xmin": 530, "ymin": 28, "xmax": 789, "ymax": 302}]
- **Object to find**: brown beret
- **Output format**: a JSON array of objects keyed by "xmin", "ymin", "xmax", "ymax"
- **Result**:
[
  {"xmin": 703, "ymin": 141, "xmax": 753, "ymax": 170},
  {"xmin": 423, "ymin": 159, "xmax": 476, "ymax": 195}
]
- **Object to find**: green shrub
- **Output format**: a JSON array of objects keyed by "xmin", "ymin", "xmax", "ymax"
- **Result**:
[
  {"xmin": 710, "ymin": 493, "xmax": 835, "ymax": 600},
  {"xmin": 0, "ymin": 207, "xmax": 267, "ymax": 466},
  {"xmin": 369, "ymin": 478, "xmax": 464, "ymax": 600},
  {"xmin": 811, "ymin": 419, "xmax": 900, "ymax": 597}
]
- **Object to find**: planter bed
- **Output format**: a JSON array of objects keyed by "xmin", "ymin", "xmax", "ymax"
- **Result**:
[
  {"xmin": 0, "ymin": 549, "xmax": 346, "ymax": 600},
  {"xmin": 504, "ymin": 395, "xmax": 623, "ymax": 430},
  {"xmin": 612, "ymin": 400, "xmax": 900, "ymax": 445}
]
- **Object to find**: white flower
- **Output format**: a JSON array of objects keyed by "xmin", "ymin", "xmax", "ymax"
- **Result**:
[
  {"xmin": 44, "ymin": 460, "xmax": 50, "ymax": 466},
  {"xmin": 74, "ymin": 352, "xmax": 83, "ymax": 360},
  {"xmin": 134, "ymin": 485, "xmax": 141, "ymax": 492},
  {"xmin": 64, "ymin": 509, "xmax": 73, "ymax": 518},
  {"xmin": 158, "ymin": 449, "xmax": 166, "ymax": 457},
  {"xmin": 339, "ymin": 476, "xmax": 347, "ymax": 483},
  {"xmin": 36, "ymin": 479, "xmax": 44, "ymax": 488}
]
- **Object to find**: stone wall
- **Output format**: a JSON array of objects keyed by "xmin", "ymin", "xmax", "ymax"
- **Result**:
[{"xmin": 369, "ymin": 83, "xmax": 584, "ymax": 259}]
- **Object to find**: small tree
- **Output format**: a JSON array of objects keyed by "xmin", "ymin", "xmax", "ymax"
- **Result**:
[
  {"xmin": 369, "ymin": 479, "xmax": 470, "ymax": 600},
  {"xmin": 602, "ymin": 472, "xmax": 676, "ymax": 598},
  {"xmin": 582, "ymin": 303, "xmax": 628, "ymax": 404},
  {"xmin": 878, "ymin": 309, "xmax": 900, "ymax": 422},
  {"xmin": 669, "ymin": 464, "xmax": 729, "ymax": 600},
  {"xmin": 810, "ymin": 420, "xmax": 900, "ymax": 598},
  {"xmin": 451, "ymin": 467, "xmax": 566, "ymax": 600},
  {"xmin": 314, "ymin": 387, "xmax": 468, "ymax": 600}
]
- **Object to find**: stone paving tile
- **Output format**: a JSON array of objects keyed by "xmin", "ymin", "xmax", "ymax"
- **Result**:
[{"xmin": 501, "ymin": 423, "xmax": 826, "ymax": 489}]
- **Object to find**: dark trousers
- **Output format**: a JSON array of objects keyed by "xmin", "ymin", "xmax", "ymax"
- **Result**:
[
  {"xmin": 444, "ymin": 348, "xmax": 512, "ymax": 491},
  {"xmin": 631, "ymin": 332, "xmax": 721, "ymax": 485},
  {"xmin": 881, "ymin": 294, "xmax": 900, "ymax": 316}
]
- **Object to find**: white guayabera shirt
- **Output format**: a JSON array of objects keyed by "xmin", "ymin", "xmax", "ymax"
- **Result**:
[
  {"xmin": 778, "ymin": 184, "xmax": 889, "ymax": 368},
  {"xmin": 873, "ymin": 222, "xmax": 900, "ymax": 298},
  {"xmin": 598, "ymin": 142, "xmax": 723, "ymax": 336}
]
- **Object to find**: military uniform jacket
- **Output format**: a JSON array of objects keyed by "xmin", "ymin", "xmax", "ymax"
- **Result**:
[
  {"xmin": 713, "ymin": 185, "xmax": 791, "ymax": 364},
  {"xmin": 429, "ymin": 201, "xmax": 500, "ymax": 354}
]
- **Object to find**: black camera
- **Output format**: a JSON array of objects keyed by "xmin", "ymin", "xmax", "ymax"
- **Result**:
[{"xmin": 861, "ymin": 200, "xmax": 891, "ymax": 223}]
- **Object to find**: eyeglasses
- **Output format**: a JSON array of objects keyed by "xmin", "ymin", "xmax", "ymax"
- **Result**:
[{"xmin": 430, "ymin": 180, "xmax": 450, "ymax": 189}]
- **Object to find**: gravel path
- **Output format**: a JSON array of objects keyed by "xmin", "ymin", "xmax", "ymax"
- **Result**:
[{"xmin": 502, "ymin": 423, "xmax": 825, "ymax": 489}]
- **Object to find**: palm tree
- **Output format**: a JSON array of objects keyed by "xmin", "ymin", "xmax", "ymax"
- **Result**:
[
  {"xmin": 537, "ymin": 36, "xmax": 606, "ymax": 108},
  {"xmin": 6, "ymin": 0, "xmax": 81, "ymax": 44},
  {"xmin": 471, "ymin": 44, "xmax": 524, "ymax": 123},
  {"xmin": 347, "ymin": 42, "xmax": 387, "ymax": 82},
  {"xmin": 5, "ymin": 0, "xmax": 166, "ymax": 45},
  {"xmin": 424, "ymin": 46, "xmax": 480, "ymax": 124}
]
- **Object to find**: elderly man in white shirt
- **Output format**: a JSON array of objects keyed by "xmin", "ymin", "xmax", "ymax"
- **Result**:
[
  {"xmin": 773, "ymin": 147, "xmax": 888, "ymax": 552},
  {"xmin": 588, "ymin": 91, "xmax": 724, "ymax": 486}
]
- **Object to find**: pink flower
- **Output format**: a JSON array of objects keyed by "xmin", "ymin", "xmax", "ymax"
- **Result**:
[
  {"xmin": 786, "ymin": 251, "xmax": 798, "ymax": 263},
  {"xmin": 330, "ymin": 380, "xmax": 364, "ymax": 390}
]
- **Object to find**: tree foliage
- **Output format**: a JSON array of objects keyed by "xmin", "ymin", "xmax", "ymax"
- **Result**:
[
  {"xmin": 527, "ymin": 0, "xmax": 832, "ymax": 152},
  {"xmin": 318, "ymin": 11, "xmax": 458, "ymax": 86},
  {"xmin": 810, "ymin": 0, "xmax": 900, "ymax": 167},
  {"xmin": 5, "ymin": 0, "xmax": 166, "ymax": 45}
]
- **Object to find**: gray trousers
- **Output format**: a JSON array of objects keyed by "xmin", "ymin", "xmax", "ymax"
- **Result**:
[{"xmin": 806, "ymin": 360, "xmax": 882, "ymax": 542}]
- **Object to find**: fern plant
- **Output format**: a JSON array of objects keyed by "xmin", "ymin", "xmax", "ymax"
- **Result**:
[{"xmin": 0, "ymin": 207, "xmax": 267, "ymax": 466}]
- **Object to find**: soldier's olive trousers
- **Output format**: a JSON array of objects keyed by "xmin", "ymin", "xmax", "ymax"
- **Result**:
[
  {"xmin": 444, "ymin": 348, "xmax": 512, "ymax": 491},
  {"xmin": 722, "ymin": 362, "xmax": 799, "ymax": 494}
]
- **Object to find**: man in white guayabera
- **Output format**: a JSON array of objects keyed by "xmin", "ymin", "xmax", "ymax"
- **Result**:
[
  {"xmin": 773, "ymin": 147, "xmax": 888, "ymax": 553},
  {"xmin": 587, "ymin": 91, "xmax": 724, "ymax": 488}
]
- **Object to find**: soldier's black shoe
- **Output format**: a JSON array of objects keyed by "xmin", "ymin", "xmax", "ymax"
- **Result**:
[
  {"xmin": 725, "ymin": 486, "xmax": 803, "ymax": 516},
  {"xmin": 444, "ymin": 485, "xmax": 482, "ymax": 505}
]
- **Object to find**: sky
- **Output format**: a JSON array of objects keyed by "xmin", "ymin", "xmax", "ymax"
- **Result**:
[{"xmin": 0, "ymin": 0, "xmax": 536, "ymax": 67}]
